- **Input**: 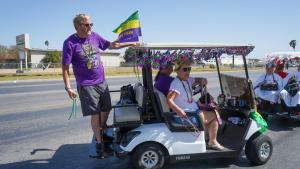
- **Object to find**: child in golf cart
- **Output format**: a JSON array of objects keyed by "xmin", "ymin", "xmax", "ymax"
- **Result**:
[
  {"xmin": 279, "ymin": 64, "xmax": 300, "ymax": 115},
  {"xmin": 254, "ymin": 61, "xmax": 283, "ymax": 105},
  {"xmin": 167, "ymin": 59, "xmax": 224, "ymax": 151},
  {"xmin": 154, "ymin": 64, "xmax": 174, "ymax": 97}
]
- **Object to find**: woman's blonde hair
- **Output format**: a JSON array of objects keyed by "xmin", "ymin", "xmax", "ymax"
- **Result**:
[{"xmin": 174, "ymin": 59, "xmax": 193, "ymax": 71}]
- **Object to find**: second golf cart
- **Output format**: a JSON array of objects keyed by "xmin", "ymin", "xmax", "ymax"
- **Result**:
[{"xmin": 257, "ymin": 52, "xmax": 300, "ymax": 121}]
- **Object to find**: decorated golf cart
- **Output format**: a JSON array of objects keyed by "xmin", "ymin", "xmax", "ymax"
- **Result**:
[
  {"xmin": 257, "ymin": 52, "xmax": 300, "ymax": 120},
  {"xmin": 101, "ymin": 43, "xmax": 272, "ymax": 169}
]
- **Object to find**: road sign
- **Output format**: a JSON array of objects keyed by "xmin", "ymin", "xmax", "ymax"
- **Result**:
[
  {"xmin": 16, "ymin": 33, "xmax": 30, "ymax": 49},
  {"xmin": 19, "ymin": 51, "xmax": 25, "ymax": 59}
]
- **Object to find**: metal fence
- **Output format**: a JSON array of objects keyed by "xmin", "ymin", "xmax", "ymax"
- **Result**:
[
  {"xmin": 0, "ymin": 62, "xmax": 262, "ymax": 69},
  {"xmin": 0, "ymin": 63, "xmax": 64, "ymax": 73},
  {"xmin": 0, "ymin": 62, "xmax": 62, "ymax": 69},
  {"xmin": 0, "ymin": 62, "xmax": 262, "ymax": 74}
]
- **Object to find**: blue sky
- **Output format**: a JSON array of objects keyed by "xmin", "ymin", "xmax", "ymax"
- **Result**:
[{"xmin": 1, "ymin": 0, "xmax": 299, "ymax": 58}]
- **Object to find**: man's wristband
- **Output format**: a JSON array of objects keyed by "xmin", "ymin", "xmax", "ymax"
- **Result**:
[{"xmin": 65, "ymin": 87, "xmax": 72, "ymax": 91}]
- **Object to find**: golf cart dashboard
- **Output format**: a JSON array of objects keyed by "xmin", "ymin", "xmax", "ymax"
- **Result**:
[{"xmin": 218, "ymin": 96, "xmax": 251, "ymax": 113}]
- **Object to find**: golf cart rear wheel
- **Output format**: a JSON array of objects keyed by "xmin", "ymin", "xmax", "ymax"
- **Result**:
[
  {"xmin": 245, "ymin": 134, "xmax": 273, "ymax": 165},
  {"xmin": 132, "ymin": 143, "xmax": 165, "ymax": 169}
]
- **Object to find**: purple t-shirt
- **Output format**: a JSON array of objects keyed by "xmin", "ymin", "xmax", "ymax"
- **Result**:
[
  {"xmin": 154, "ymin": 73, "xmax": 174, "ymax": 96},
  {"xmin": 62, "ymin": 32, "xmax": 110, "ymax": 86}
]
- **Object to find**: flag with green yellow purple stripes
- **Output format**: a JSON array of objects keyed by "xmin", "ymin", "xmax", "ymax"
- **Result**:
[{"xmin": 113, "ymin": 11, "xmax": 142, "ymax": 43}]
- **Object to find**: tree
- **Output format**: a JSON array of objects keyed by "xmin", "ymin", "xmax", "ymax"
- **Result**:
[
  {"xmin": 123, "ymin": 47, "xmax": 136, "ymax": 63},
  {"xmin": 41, "ymin": 51, "xmax": 62, "ymax": 63},
  {"xmin": 0, "ymin": 44, "xmax": 8, "ymax": 56},
  {"xmin": 0, "ymin": 45, "xmax": 8, "ymax": 62},
  {"xmin": 8, "ymin": 45, "xmax": 18, "ymax": 60},
  {"xmin": 45, "ymin": 40, "xmax": 49, "ymax": 49},
  {"xmin": 0, "ymin": 44, "xmax": 18, "ymax": 62},
  {"xmin": 289, "ymin": 40, "xmax": 297, "ymax": 52}
]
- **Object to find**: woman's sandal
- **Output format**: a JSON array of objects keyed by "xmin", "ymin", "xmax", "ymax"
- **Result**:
[{"xmin": 207, "ymin": 144, "xmax": 225, "ymax": 151}]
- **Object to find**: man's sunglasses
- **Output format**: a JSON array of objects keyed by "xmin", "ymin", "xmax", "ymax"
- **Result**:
[
  {"xmin": 181, "ymin": 67, "xmax": 191, "ymax": 72},
  {"xmin": 82, "ymin": 23, "xmax": 93, "ymax": 27}
]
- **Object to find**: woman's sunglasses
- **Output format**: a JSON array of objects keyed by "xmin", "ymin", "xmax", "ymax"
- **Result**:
[{"xmin": 181, "ymin": 67, "xmax": 191, "ymax": 72}]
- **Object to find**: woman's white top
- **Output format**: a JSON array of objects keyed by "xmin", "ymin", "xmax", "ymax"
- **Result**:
[
  {"xmin": 254, "ymin": 73, "xmax": 283, "ymax": 90},
  {"xmin": 280, "ymin": 70, "xmax": 300, "ymax": 107},
  {"xmin": 282, "ymin": 71, "xmax": 300, "ymax": 86},
  {"xmin": 254, "ymin": 73, "xmax": 283, "ymax": 103},
  {"xmin": 169, "ymin": 77, "xmax": 199, "ymax": 111}
]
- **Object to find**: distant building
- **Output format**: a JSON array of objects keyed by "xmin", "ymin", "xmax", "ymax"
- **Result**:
[
  {"xmin": 220, "ymin": 55, "xmax": 244, "ymax": 65},
  {"xmin": 201, "ymin": 55, "xmax": 246, "ymax": 66},
  {"xmin": 248, "ymin": 58, "xmax": 262, "ymax": 66},
  {"xmin": 29, "ymin": 48, "xmax": 57, "ymax": 65},
  {"xmin": 100, "ymin": 51, "xmax": 123, "ymax": 67},
  {"xmin": 202, "ymin": 58, "xmax": 217, "ymax": 65},
  {"xmin": 28, "ymin": 48, "xmax": 122, "ymax": 67}
]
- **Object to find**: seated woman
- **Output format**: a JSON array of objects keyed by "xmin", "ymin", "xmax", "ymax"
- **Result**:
[
  {"xmin": 280, "ymin": 64, "xmax": 300, "ymax": 113},
  {"xmin": 167, "ymin": 59, "xmax": 224, "ymax": 151},
  {"xmin": 154, "ymin": 64, "xmax": 174, "ymax": 96},
  {"xmin": 254, "ymin": 61, "xmax": 283, "ymax": 104}
]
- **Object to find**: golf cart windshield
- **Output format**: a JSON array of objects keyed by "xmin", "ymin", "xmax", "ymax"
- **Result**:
[{"xmin": 220, "ymin": 74, "xmax": 251, "ymax": 109}]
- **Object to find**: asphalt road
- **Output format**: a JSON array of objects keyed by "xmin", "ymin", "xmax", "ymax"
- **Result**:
[{"xmin": 0, "ymin": 70, "xmax": 300, "ymax": 169}]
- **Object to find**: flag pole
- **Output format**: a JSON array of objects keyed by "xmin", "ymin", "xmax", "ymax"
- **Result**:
[{"xmin": 137, "ymin": 10, "xmax": 144, "ymax": 44}]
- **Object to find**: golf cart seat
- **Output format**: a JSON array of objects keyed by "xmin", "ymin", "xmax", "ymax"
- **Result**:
[
  {"xmin": 112, "ymin": 83, "xmax": 143, "ymax": 127},
  {"xmin": 154, "ymin": 87, "xmax": 203, "ymax": 132},
  {"xmin": 153, "ymin": 88, "xmax": 169, "ymax": 113}
]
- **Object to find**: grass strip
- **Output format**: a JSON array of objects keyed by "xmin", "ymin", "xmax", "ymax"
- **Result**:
[{"xmin": 0, "ymin": 66, "xmax": 262, "ymax": 81}]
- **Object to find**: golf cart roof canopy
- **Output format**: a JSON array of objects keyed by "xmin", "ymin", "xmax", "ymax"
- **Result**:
[
  {"xmin": 133, "ymin": 42, "xmax": 255, "ymax": 69},
  {"xmin": 138, "ymin": 42, "xmax": 254, "ymax": 50},
  {"xmin": 267, "ymin": 51, "xmax": 300, "ymax": 60}
]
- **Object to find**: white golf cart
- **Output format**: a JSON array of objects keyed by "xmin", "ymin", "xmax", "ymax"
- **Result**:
[
  {"xmin": 101, "ymin": 43, "xmax": 272, "ymax": 169},
  {"xmin": 258, "ymin": 52, "xmax": 300, "ymax": 120}
]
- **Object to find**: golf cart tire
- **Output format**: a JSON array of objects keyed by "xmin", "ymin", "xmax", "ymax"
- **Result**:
[
  {"xmin": 245, "ymin": 134, "xmax": 273, "ymax": 165},
  {"xmin": 132, "ymin": 142, "xmax": 166, "ymax": 169}
]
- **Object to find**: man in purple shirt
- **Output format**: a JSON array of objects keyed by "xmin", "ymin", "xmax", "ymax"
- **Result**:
[{"xmin": 62, "ymin": 13, "xmax": 135, "ymax": 157}]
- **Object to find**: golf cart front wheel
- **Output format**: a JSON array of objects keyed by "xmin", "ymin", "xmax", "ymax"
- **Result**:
[
  {"xmin": 245, "ymin": 134, "xmax": 273, "ymax": 165},
  {"xmin": 132, "ymin": 143, "xmax": 166, "ymax": 169}
]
